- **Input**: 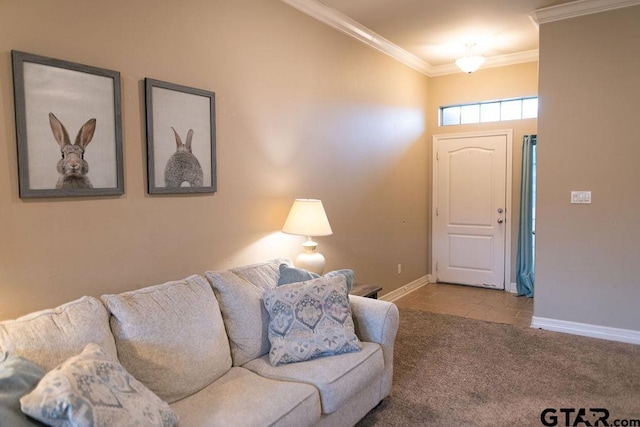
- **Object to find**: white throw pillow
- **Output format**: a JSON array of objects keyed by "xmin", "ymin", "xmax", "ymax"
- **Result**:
[{"xmin": 20, "ymin": 343, "xmax": 178, "ymax": 427}]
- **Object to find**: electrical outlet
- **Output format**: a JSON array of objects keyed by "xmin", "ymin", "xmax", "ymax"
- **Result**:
[
  {"xmin": 571, "ymin": 191, "xmax": 592, "ymax": 204},
  {"xmin": 397, "ymin": 264, "xmax": 402, "ymax": 274}
]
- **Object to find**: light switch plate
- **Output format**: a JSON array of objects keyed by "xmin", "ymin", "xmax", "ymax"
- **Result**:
[{"xmin": 571, "ymin": 191, "xmax": 591, "ymax": 204}]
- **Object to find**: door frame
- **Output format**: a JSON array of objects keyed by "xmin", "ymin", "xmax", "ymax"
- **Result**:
[{"xmin": 432, "ymin": 129, "xmax": 513, "ymax": 289}]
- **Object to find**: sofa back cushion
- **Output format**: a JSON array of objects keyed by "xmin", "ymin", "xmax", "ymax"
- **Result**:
[
  {"xmin": 205, "ymin": 271, "xmax": 269, "ymax": 366},
  {"xmin": 230, "ymin": 258, "xmax": 291, "ymax": 290},
  {"xmin": 205, "ymin": 258, "xmax": 291, "ymax": 366},
  {"xmin": 101, "ymin": 275, "xmax": 231, "ymax": 404},
  {"xmin": 0, "ymin": 296, "xmax": 117, "ymax": 372}
]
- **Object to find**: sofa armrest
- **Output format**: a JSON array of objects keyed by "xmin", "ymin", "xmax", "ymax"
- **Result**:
[{"xmin": 349, "ymin": 295, "xmax": 399, "ymax": 399}]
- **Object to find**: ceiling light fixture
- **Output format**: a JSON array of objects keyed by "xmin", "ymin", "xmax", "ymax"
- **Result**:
[{"xmin": 455, "ymin": 43, "xmax": 485, "ymax": 74}]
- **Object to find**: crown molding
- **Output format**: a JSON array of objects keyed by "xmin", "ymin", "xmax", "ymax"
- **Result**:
[
  {"xmin": 531, "ymin": 0, "xmax": 640, "ymax": 25},
  {"xmin": 284, "ymin": 0, "xmax": 634, "ymax": 77},
  {"xmin": 429, "ymin": 50, "xmax": 539, "ymax": 77},
  {"xmin": 282, "ymin": 0, "xmax": 538, "ymax": 77},
  {"xmin": 281, "ymin": 0, "xmax": 433, "ymax": 76}
]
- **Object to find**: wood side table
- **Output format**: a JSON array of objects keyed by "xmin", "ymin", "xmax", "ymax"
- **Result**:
[{"xmin": 350, "ymin": 283, "xmax": 383, "ymax": 299}]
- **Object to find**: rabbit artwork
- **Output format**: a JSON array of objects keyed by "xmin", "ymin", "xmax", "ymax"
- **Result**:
[
  {"xmin": 164, "ymin": 127, "xmax": 204, "ymax": 188},
  {"xmin": 49, "ymin": 113, "xmax": 96, "ymax": 189}
]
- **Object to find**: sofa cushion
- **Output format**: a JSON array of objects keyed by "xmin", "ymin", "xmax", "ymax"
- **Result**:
[
  {"xmin": 243, "ymin": 341, "xmax": 384, "ymax": 415},
  {"xmin": 263, "ymin": 275, "xmax": 362, "ymax": 366},
  {"xmin": 277, "ymin": 264, "xmax": 355, "ymax": 292},
  {"xmin": 205, "ymin": 271, "xmax": 270, "ymax": 366},
  {"xmin": 20, "ymin": 343, "xmax": 178, "ymax": 427},
  {"xmin": 204, "ymin": 258, "xmax": 291, "ymax": 367},
  {"xmin": 230, "ymin": 258, "xmax": 291, "ymax": 290},
  {"xmin": 0, "ymin": 352, "xmax": 44, "ymax": 427},
  {"xmin": 0, "ymin": 296, "xmax": 117, "ymax": 372},
  {"xmin": 101, "ymin": 275, "xmax": 231, "ymax": 404},
  {"xmin": 170, "ymin": 367, "xmax": 320, "ymax": 427}
]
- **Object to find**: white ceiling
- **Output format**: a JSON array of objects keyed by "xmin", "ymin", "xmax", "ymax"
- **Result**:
[{"xmin": 282, "ymin": 0, "xmax": 640, "ymax": 76}]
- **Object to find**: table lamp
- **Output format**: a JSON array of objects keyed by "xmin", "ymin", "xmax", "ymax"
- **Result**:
[{"xmin": 282, "ymin": 198, "xmax": 333, "ymax": 274}]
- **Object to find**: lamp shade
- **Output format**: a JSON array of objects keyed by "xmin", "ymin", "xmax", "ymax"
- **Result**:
[{"xmin": 282, "ymin": 199, "xmax": 333, "ymax": 237}]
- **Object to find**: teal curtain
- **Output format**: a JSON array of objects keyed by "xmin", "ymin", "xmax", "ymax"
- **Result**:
[{"xmin": 516, "ymin": 135, "xmax": 536, "ymax": 297}]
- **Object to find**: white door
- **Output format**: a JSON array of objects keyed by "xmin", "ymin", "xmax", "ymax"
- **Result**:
[{"xmin": 432, "ymin": 131, "xmax": 512, "ymax": 289}]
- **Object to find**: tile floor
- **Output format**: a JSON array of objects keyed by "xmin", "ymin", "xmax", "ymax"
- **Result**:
[{"xmin": 394, "ymin": 282, "xmax": 533, "ymax": 327}]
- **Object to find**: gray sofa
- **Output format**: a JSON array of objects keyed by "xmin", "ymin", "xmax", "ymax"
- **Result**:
[{"xmin": 0, "ymin": 259, "xmax": 399, "ymax": 427}]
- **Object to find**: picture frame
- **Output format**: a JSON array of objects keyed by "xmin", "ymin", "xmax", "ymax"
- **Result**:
[
  {"xmin": 12, "ymin": 50, "xmax": 124, "ymax": 198},
  {"xmin": 145, "ymin": 78, "xmax": 217, "ymax": 195}
]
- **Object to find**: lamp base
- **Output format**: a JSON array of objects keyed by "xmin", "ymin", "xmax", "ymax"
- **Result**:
[{"xmin": 295, "ymin": 239, "xmax": 325, "ymax": 275}]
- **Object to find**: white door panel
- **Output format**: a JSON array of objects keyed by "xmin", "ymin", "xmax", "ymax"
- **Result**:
[
  {"xmin": 449, "ymin": 234, "xmax": 493, "ymax": 270},
  {"xmin": 433, "ymin": 131, "xmax": 512, "ymax": 289}
]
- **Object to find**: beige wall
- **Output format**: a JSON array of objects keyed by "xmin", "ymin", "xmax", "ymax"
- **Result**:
[
  {"xmin": 0, "ymin": 0, "xmax": 429, "ymax": 320},
  {"xmin": 427, "ymin": 62, "xmax": 539, "ymax": 284},
  {"xmin": 536, "ymin": 6, "xmax": 640, "ymax": 330}
]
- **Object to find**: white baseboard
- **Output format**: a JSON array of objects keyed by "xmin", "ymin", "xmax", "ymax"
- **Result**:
[
  {"xmin": 381, "ymin": 279, "xmax": 640, "ymax": 345},
  {"xmin": 382, "ymin": 276, "xmax": 517, "ymax": 301},
  {"xmin": 379, "ymin": 275, "xmax": 430, "ymax": 302},
  {"xmin": 531, "ymin": 316, "xmax": 640, "ymax": 345}
]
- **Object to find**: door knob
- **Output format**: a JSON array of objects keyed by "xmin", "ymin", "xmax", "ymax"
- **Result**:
[{"xmin": 497, "ymin": 218, "xmax": 504, "ymax": 224}]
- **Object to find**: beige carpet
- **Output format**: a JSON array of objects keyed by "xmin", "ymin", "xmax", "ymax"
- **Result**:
[{"xmin": 357, "ymin": 308, "xmax": 640, "ymax": 427}]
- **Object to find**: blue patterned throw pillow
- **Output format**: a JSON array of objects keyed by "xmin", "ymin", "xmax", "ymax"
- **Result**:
[
  {"xmin": 263, "ymin": 275, "xmax": 362, "ymax": 366},
  {"xmin": 20, "ymin": 343, "xmax": 179, "ymax": 427},
  {"xmin": 323, "ymin": 269, "xmax": 355, "ymax": 292},
  {"xmin": 277, "ymin": 264, "xmax": 355, "ymax": 291},
  {"xmin": 277, "ymin": 264, "xmax": 320, "ymax": 285}
]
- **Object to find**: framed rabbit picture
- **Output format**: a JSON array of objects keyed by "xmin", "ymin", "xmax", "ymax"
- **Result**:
[
  {"xmin": 11, "ymin": 50, "xmax": 124, "ymax": 198},
  {"xmin": 144, "ymin": 78, "xmax": 217, "ymax": 195}
]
